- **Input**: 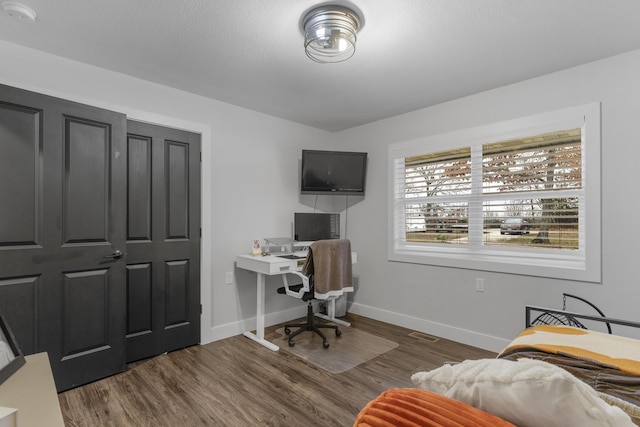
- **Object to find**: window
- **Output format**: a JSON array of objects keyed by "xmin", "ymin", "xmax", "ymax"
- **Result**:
[{"xmin": 388, "ymin": 104, "xmax": 601, "ymax": 282}]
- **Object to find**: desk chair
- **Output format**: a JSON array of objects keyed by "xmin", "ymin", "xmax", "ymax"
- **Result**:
[{"xmin": 277, "ymin": 239, "xmax": 352, "ymax": 349}]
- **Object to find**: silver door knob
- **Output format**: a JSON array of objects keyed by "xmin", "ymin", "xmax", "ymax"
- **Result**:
[{"xmin": 104, "ymin": 249, "xmax": 124, "ymax": 259}]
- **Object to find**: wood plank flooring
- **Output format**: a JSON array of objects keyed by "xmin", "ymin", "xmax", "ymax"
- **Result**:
[{"xmin": 59, "ymin": 314, "xmax": 496, "ymax": 426}]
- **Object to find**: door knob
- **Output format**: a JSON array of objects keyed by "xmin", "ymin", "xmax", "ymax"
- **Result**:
[{"xmin": 104, "ymin": 249, "xmax": 124, "ymax": 259}]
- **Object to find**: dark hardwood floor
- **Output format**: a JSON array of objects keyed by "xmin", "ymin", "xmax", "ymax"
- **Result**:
[{"xmin": 59, "ymin": 314, "xmax": 496, "ymax": 426}]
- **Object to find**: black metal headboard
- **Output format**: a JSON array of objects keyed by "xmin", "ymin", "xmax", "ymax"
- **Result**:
[
  {"xmin": 526, "ymin": 305, "xmax": 640, "ymax": 332},
  {"xmin": 527, "ymin": 293, "xmax": 613, "ymax": 333}
]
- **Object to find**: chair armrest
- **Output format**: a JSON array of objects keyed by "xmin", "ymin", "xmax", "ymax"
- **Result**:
[{"xmin": 281, "ymin": 271, "xmax": 310, "ymax": 299}]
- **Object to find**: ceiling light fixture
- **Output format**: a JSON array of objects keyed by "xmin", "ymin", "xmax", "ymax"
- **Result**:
[
  {"xmin": 2, "ymin": 1, "xmax": 36, "ymax": 22},
  {"xmin": 302, "ymin": 5, "xmax": 362, "ymax": 64}
]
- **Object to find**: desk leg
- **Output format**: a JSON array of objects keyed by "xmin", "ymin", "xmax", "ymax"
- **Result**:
[{"xmin": 243, "ymin": 272, "xmax": 279, "ymax": 351}]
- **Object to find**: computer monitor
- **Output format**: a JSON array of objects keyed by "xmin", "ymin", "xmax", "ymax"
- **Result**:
[{"xmin": 294, "ymin": 212, "xmax": 340, "ymax": 242}]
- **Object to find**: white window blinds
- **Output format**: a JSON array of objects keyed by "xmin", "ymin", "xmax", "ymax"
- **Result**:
[{"xmin": 388, "ymin": 103, "xmax": 601, "ymax": 282}]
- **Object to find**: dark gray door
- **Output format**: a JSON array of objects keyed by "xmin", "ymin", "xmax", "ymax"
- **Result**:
[
  {"xmin": 125, "ymin": 120, "xmax": 201, "ymax": 363},
  {"xmin": 0, "ymin": 84, "xmax": 127, "ymax": 391}
]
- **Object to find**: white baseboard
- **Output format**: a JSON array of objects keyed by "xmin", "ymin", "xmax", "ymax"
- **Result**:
[
  {"xmin": 347, "ymin": 302, "xmax": 510, "ymax": 352},
  {"xmin": 206, "ymin": 302, "xmax": 510, "ymax": 352},
  {"xmin": 208, "ymin": 305, "xmax": 307, "ymax": 343}
]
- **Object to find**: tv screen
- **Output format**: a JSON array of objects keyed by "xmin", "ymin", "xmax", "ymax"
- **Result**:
[
  {"xmin": 294, "ymin": 213, "xmax": 340, "ymax": 242},
  {"xmin": 301, "ymin": 150, "xmax": 367, "ymax": 195}
]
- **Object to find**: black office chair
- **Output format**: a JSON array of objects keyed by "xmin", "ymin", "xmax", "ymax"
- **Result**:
[
  {"xmin": 277, "ymin": 239, "xmax": 352, "ymax": 349},
  {"xmin": 277, "ymin": 273, "xmax": 341, "ymax": 349}
]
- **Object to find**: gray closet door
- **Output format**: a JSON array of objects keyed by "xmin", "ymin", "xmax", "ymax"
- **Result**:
[
  {"xmin": 0, "ymin": 84, "xmax": 127, "ymax": 391},
  {"xmin": 125, "ymin": 120, "xmax": 201, "ymax": 363}
]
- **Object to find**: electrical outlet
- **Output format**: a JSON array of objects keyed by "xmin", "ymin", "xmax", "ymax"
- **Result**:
[
  {"xmin": 475, "ymin": 278, "xmax": 485, "ymax": 292},
  {"xmin": 225, "ymin": 272, "xmax": 233, "ymax": 285}
]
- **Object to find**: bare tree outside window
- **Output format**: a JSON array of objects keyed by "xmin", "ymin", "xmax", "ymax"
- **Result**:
[
  {"xmin": 403, "ymin": 129, "xmax": 582, "ymax": 249},
  {"xmin": 482, "ymin": 129, "xmax": 581, "ymax": 249},
  {"xmin": 405, "ymin": 149, "xmax": 471, "ymax": 243}
]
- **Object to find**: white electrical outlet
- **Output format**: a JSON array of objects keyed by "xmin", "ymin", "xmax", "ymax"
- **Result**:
[
  {"xmin": 475, "ymin": 278, "xmax": 485, "ymax": 292},
  {"xmin": 225, "ymin": 272, "xmax": 233, "ymax": 285}
]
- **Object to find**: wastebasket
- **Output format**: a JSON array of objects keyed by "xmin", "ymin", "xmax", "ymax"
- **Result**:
[
  {"xmin": 334, "ymin": 293, "xmax": 347, "ymax": 317},
  {"xmin": 319, "ymin": 293, "xmax": 347, "ymax": 317}
]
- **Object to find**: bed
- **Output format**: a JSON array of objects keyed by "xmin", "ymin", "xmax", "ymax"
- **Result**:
[{"xmin": 354, "ymin": 298, "xmax": 640, "ymax": 427}]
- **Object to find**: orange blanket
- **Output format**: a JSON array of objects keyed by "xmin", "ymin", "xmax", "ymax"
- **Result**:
[{"xmin": 354, "ymin": 388, "xmax": 516, "ymax": 427}]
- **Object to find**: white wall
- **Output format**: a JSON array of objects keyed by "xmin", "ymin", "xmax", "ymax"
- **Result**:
[
  {"xmin": 337, "ymin": 49, "xmax": 640, "ymax": 350},
  {"xmin": 3, "ymin": 39, "xmax": 640, "ymax": 352}
]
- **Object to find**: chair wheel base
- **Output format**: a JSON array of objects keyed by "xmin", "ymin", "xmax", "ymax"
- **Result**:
[{"xmin": 282, "ymin": 302, "xmax": 341, "ymax": 350}]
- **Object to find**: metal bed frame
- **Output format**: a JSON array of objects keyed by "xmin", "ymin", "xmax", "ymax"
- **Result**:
[{"xmin": 526, "ymin": 294, "xmax": 640, "ymax": 333}]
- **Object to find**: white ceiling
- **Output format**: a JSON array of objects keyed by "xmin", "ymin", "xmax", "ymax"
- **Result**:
[{"xmin": 2, "ymin": 1, "xmax": 640, "ymax": 132}]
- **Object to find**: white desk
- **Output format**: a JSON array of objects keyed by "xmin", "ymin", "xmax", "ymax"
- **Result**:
[
  {"xmin": 237, "ymin": 254, "xmax": 305, "ymax": 351},
  {"xmin": 236, "ymin": 253, "xmax": 355, "ymax": 351}
]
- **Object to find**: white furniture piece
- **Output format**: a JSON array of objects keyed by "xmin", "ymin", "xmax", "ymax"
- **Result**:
[
  {"xmin": 0, "ymin": 352, "xmax": 65, "ymax": 427},
  {"xmin": 236, "ymin": 252, "xmax": 355, "ymax": 351}
]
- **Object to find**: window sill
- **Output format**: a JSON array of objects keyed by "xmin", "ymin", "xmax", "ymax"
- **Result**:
[{"xmin": 389, "ymin": 245, "xmax": 599, "ymax": 282}]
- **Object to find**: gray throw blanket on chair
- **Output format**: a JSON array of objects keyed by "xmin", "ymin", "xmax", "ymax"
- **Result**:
[{"xmin": 302, "ymin": 239, "xmax": 353, "ymax": 299}]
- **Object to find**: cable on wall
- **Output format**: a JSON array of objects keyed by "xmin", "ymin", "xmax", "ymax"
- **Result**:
[{"xmin": 344, "ymin": 195, "xmax": 349, "ymax": 238}]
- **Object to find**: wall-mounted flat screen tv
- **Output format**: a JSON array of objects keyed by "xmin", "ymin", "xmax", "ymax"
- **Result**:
[
  {"xmin": 294, "ymin": 212, "xmax": 340, "ymax": 242},
  {"xmin": 300, "ymin": 149, "xmax": 367, "ymax": 195}
]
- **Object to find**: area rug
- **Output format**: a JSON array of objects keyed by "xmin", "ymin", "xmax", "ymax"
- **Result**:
[{"xmin": 275, "ymin": 326, "xmax": 399, "ymax": 374}]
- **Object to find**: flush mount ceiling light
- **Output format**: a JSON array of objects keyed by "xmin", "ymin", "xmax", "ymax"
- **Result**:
[
  {"xmin": 2, "ymin": 1, "xmax": 36, "ymax": 22},
  {"xmin": 302, "ymin": 5, "xmax": 362, "ymax": 64}
]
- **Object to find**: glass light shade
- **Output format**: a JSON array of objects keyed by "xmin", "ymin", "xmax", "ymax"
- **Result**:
[{"xmin": 303, "ymin": 6, "xmax": 361, "ymax": 63}]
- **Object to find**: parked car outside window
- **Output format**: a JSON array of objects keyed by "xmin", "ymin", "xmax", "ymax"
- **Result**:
[{"xmin": 500, "ymin": 218, "xmax": 531, "ymax": 235}]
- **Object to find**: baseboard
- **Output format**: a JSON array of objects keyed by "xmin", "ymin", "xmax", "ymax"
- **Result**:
[
  {"xmin": 347, "ymin": 302, "xmax": 510, "ymax": 352},
  {"xmin": 208, "ymin": 302, "xmax": 510, "ymax": 352},
  {"xmin": 209, "ymin": 305, "xmax": 307, "ymax": 343}
]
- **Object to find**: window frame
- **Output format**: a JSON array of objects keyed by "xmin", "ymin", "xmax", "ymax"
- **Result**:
[{"xmin": 387, "ymin": 103, "xmax": 601, "ymax": 282}]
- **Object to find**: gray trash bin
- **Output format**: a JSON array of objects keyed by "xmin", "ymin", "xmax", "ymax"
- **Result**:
[
  {"xmin": 319, "ymin": 293, "xmax": 347, "ymax": 317},
  {"xmin": 334, "ymin": 293, "xmax": 347, "ymax": 317}
]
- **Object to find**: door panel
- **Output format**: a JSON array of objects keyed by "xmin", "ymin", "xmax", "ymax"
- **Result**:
[
  {"xmin": 125, "ymin": 121, "xmax": 200, "ymax": 363},
  {"xmin": 166, "ymin": 141, "xmax": 189, "ymax": 239},
  {"xmin": 126, "ymin": 263, "xmax": 152, "ymax": 336},
  {"xmin": 63, "ymin": 117, "xmax": 111, "ymax": 243},
  {"xmin": 0, "ymin": 276, "xmax": 38, "ymax": 354},
  {"xmin": 0, "ymin": 103, "xmax": 40, "ymax": 246},
  {"xmin": 165, "ymin": 259, "xmax": 189, "ymax": 326},
  {"xmin": 0, "ymin": 83, "xmax": 127, "ymax": 391},
  {"xmin": 62, "ymin": 269, "xmax": 110, "ymax": 358},
  {"xmin": 127, "ymin": 135, "xmax": 152, "ymax": 241}
]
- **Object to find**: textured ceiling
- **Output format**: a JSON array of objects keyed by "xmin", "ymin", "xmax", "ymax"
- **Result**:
[{"xmin": 2, "ymin": 0, "xmax": 640, "ymax": 132}]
